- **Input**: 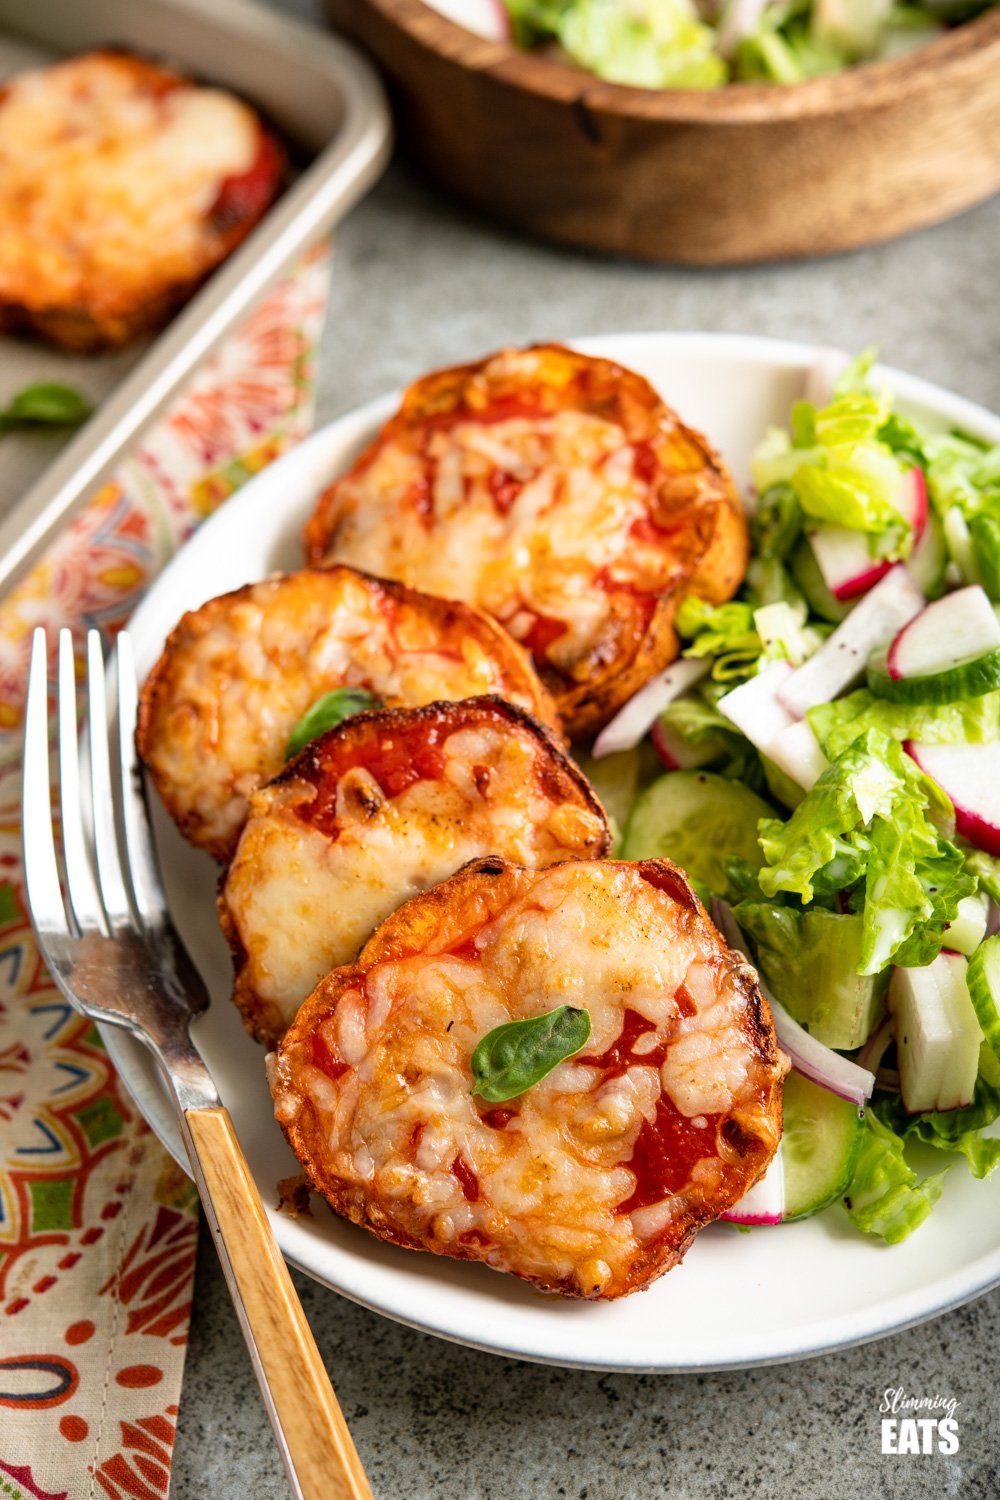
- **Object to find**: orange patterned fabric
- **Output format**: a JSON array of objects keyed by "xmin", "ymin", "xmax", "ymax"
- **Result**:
[{"xmin": 0, "ymin": 248, "xmax": 331, "ymax": 1499}]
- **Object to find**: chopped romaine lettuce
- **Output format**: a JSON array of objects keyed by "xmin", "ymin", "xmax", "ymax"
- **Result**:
[
  {"xmin": 733, "ymin": 900, "xmax": 887, "ymax": 1047},
  {"xmin": 750, "ymin": 483, "xmax": 803, "ymax": 561},
  {"xmin": 844, "ymin": 1111, "xmax": 950, "ymax": 1243},
  {"xmin": 964, "ymin": 848, "xmax": 1000, "ymax": 905},
  {"xmin": 675, "ymin": 597, "xmax": 763, "ymax": 680},
  {"xmin": 752, "ymin": 388, "xmax": 915, "ymax": 557},
  {"xmin": 508, "ymin": 0, "xmax": 727, "ymax": 87},
  {"xmin": 757, "ymin": 730, "xmax": 973, "ymax": 973},
  {"xmin": 874, "ymin": 1062, "xmax": 1000, "ymax": 1180},
  {"xmin": 655, "ymin": 693, "xmax": 765, "ymax": 787},
  {"xmin": 808, "ymin": 687, "xmax": 1000, "ymax": 759}
]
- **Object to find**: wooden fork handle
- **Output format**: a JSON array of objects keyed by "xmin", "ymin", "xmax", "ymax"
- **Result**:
[{"xmin": 183, "ymin": 1106, "xmax": 374, "ymax": 1500}]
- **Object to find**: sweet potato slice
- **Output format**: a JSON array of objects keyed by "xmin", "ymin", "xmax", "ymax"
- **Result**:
[
  {"xmin": 272, "ymin": 857, "xmax": 786, "ymax": 1299},
  {"xmin": 137, "ymin": 564, "xmax": 558, "ymax": 861},
  {"xmin": 222, "ymin": 698, "xmax": 609, "ymax": 1047},
  {"xmin": 305, "ymin": 344, "xmax": 747, "ymax": 738}
]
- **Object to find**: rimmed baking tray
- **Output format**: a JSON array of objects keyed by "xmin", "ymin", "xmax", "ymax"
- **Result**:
[{"xmin": 0, "ymin": 0, "xmax": 392, "ymax": 597}]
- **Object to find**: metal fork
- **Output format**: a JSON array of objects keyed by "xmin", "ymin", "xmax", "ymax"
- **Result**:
[{"xmin": 23, "ymin": 626, "xmax": 374, "ymax": 1500}]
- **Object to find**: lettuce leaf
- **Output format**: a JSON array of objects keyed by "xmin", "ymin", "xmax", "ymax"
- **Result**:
[
  {"xmin": 675, "ymin": 597, "xmax": 763, "ymax": 681},
  {"xmin": 875, "ymin": 1067, "xmax": 1000, "ymax": 1180},
  {"xmin": 757, "ymin": 730, "xmax": 973, "ymax": 973},
  {"xmin": 964, "ymin": 848, "xmax": 1000, "ymax": 904},
  {"xmin": 655, "ymin": 693, "xmax": 764, "ymax": 787},
  {"xmin": 733, "ymin": 900, "xmax": 886, "ymax": 1047},
  {"xmin": 844, "ymin": 1111, "xmax": 950, "ymax": 1243},
  {"xmin": 751, "ymin": 388, "xmax": 914, "ymax": 554},
  {"xmin": 808, "ymin": 687, "xmax": 1000, "ymax": 759},
  {"xmin": 518, "ymin": 0, "xmax": 727, "ymax": 88}
]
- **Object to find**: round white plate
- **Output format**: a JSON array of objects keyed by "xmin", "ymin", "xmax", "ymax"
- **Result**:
[{"xmin": 110, "ymin": 332, "xmax": 1000, "ymax": 1372}]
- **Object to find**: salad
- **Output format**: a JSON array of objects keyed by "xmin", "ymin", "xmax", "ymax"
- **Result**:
[
  {"xmin": 497, "ymin": 0, "xmax": 996, "ymax": 88},
  {"xmin": 587, "ymin": 348, "xmax": 1000, "ymax": 1244}
]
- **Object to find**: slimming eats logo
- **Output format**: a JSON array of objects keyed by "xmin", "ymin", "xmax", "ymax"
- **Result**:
[{"xmin": 880, "ymin": 1388, "xmax": 960, "ymax": 1455}]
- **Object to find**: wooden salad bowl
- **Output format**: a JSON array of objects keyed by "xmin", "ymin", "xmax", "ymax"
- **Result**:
[{"xmin": 325, "ymin": 0, "xmax": 1000, "ymax": 264}]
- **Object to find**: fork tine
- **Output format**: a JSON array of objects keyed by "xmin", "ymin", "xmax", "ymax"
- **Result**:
[
  {"xmin": 116, "ymin": 631, "xmax": 169, "ymax": 924},
  {"xmin": 86, "ymin": 629, "xmax": 132, "ymax": 931},
  {"xmin": 58, "ymin": 629, "xmax": 106, "ymax": 935},
  {"xmin": 23, "ymin": 629, "xmax": 68, "ymax": 935}
]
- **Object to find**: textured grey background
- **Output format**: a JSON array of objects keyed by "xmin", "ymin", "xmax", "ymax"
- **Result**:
[{"xmin": 174, "ymin": 3, "xmax": 1000, "ymax": 1494}]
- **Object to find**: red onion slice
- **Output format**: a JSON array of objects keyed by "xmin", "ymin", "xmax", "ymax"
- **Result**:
[
  {"xmin": 711, "ymin": 898, "xmax": 876, "ymax": 1108},
  {"xmin": 592, "ymin": 658, "xmax": 709, "ymax": 758}
]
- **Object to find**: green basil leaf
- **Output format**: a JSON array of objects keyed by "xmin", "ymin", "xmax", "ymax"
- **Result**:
[
  {"xmin": 284, "ymin": 687, "xmax": 382, "ymax": 760},
  {"xmin": 470, "ymin": 1005, "xmax": 591, "ymax": 1102},
  {"xmin": 2, "ymin": 381, "xmax": 93, "ymax": 430}
]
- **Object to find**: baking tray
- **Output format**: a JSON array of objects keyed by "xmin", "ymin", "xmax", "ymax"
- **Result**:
[{"xmin": 0, "ymin": 0, "xmax": 392, "ymax": 597}]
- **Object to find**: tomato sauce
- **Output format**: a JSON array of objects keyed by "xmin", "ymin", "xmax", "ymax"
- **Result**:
[
  {"xmin": 581, "ymin": 1007, "xmax": 720, "ymax": 1214},
  {"xmin": 297, "ymin": 715, "xmax": 450, "ymax": 837},
  {"xmin": 210, "ymin": 130, "xmax": 282, "ymax": 235},
  {"xmin": 451, "ymin": 1154, "xmax": 480, "ymax": 1202},
  {"xmin": 521, "ymin": 613, "xmax": 568, "ymax": 658},
  {"xmin": 309, "ymin": 1032, "xmax": 349, "ymax": 1083}
]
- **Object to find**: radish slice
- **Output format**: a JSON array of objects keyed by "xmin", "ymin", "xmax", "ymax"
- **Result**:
[
  {"xmin": 711, "ymin": 898, "xmax": 876, "ymax": 1107},
  {"xmin": 721, "ymin": 1144, "xmax": 784, "ymax": 1225},
  {"xmin": 808, "ymin": 469, "xmax": 928, "ymax": 602},
  {"xmin": 888, "ymin": 953, "xmax": 982, "ymax": 1113},
  {"xmin": 716, "ymin": 662, "xmax": 796, "ymax": 750},
  {"xmin": 886, "ymin": 584, "xmax": 1000, "ymax": 680},
  {"xmin": 944, "ymin": 507, "xmax": 979, "ymax": 584},
  {"xmin": 905, "ymin": 740, "xmax": 1000, "ymax": 856},
  {"xmin": 424, "ymin": 0, "xmax": 512, "ymax": 39},
  {"xmin": 650, "ymin": 717, "xmax": 716, "ymax": 771},
  {"xmin": 591, "ymin": 658, "xmax": 709, "ymax": 758},
  {"xmin": 809, "ymin": 527, "xmax": 894, "ymax": 602},
  {"xmin": 777, "ymin": 565, "xmax": 925, "ymax": 718},
  {"xmin": 765, "ymin": 718, "xmax": 830, "ymax": 791},
  {"xmin": 907, "ymin": 504, "xmax": 947, "ymax": 597},
  {"xmin": 944, "ymin": 893, "xmax": 990, "ymax": 956}
]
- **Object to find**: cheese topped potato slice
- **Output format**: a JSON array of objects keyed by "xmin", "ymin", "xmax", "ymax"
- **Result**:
[
  {"xmin": 305, "ymin": 344, "xmax": 747, "ymax": 738},
  {"xmin": 271, "ymin": 857, "xmax": 786, "ymax": 1299},
  {"xmin": 137, "ymin": 564, "xmax": 558, "ymax": 861},
  {"xmin": 221, "ymin": 698, "xmax": 609, "ymax": 1048},
  {"xmin": 0, "ymin": 51, "xmax": 283, "ymax": 350}
]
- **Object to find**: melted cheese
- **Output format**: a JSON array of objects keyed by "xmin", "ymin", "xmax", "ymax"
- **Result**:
[
  {"xmin": 224, "ymin": 720, "xmax": 606, "ymax": 1043},
  {"xmin": 0, "ymin": 54, "xmax": 260, "ymax": 312},
  {"xmin": 324, "ymin": 410, "xmax": 680, "ymax": 668},
  {"xmin": 274, "ymin": 862, "xmax": 784, "ymax": 1298},
  {"xmin": 140, "ymin": 566, "xmax": 553, "ymax": 858}
]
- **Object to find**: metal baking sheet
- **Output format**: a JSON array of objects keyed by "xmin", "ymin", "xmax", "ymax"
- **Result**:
[{"xmin": 0, "ymin": 0, "xmax": 391, "ymax": 596}]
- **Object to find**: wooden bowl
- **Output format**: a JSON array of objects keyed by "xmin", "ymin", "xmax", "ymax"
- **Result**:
[{"xmin": 325, "ymin": 0, "xmax": 1000, "ymax": 264}]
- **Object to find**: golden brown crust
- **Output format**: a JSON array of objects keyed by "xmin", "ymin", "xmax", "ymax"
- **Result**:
[
  {"xmin": 136, "ymin": 563, "xmax": 560, "ymax": 861},
  {"xmin": 219, "ymin": 696, "xmax": 610, "ymax": 1048},
  {"xmin": 0, "ymin": 51, "xmax": 284, "ymax": 351},
  {"xmin": 304, "ymin": 343, "xmax": 748, "ymax": 739},
  {"xmin": 273, "ymin": 857, "xmax": 785, "ymax": 1300}
]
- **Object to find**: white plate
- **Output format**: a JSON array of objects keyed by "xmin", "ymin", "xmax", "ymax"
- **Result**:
[{"xmin": 110, "ymin": 332, "xmax": 1000, "ymax": 1372}]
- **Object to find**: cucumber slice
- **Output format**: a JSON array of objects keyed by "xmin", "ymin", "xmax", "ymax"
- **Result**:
[
  {"xmin": 620, "ymin": 770, "xmax": 772, "ymax": 899},
  {"xmin": 968, "ymin": 933, "xmax": 1000, "ymax": 1063},
  {"xmin": 789, "ymin": 537, "xmax": 852, "ymax": 624},
  {"xmin": 781, "ymin": 1068, "xmax": 865, "ymax": 1222},
  {"xmin": 868, "ymin": 645, "xmax": 1000, "ymax": 705}
]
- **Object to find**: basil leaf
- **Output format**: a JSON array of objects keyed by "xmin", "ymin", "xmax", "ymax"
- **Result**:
[
  {"xmin": 470, "ymin": 1005, "xmax": 591, "ymax": 1103},
  {"xmin": 0, "ymin": 381, "xmax": 92, "ymax": 433},
  {"xmin": 284, "ymin": 687, "xmax": 382, "ymax": 760}
]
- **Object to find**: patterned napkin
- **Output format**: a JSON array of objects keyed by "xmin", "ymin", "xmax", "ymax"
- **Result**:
[{"xmin": 0, "ymin": 247, "xmax": 331, "ymax": 1500}]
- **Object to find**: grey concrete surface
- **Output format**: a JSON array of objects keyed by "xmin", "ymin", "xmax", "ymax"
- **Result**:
[{"xmin": 172, "ymin": 3, "xmax": 1000, "ymax": 1494}]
